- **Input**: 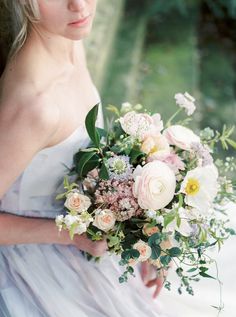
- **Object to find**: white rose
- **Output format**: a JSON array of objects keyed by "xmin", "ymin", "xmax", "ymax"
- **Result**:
[
  {"xmin": 93, "ymin": 209, "xmax": 116, "ymax": 232},
  {"xmin": 163, "ymin": 125, "xmax": 200, "ymax": 150},
  {"xmin": 64, "ymin": 191, "xmax": 91, "ymax": 213},
  {"xmin": 133, "ymin": 240, "xmax": 152, "ymax": 261},
  {"xmin": 133, "ymin": 161, "xmax": 176, "ymax": 210}
]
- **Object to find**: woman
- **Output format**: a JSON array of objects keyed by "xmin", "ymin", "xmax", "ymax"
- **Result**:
[{"xmin": 0, "ymin": 1, "xmax": 169, "ymax": 316}]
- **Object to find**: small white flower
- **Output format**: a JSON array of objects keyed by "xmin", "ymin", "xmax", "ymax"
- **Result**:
[
  {"xmin": 175, "ymin": 92, "xmax": 196, "ymax": 116},
  {"xmin": 55, "ymin": 215, "xmax": 64, "ymax": 231},
  {"xmin": 121, "ymin": 102, "xmax": 133, "ymax": 113},
  {"xmin": 74, "ymin": 222, "xmax": 87, "ymax": 235},
  {"xmin": 64, "ymin": 214, "xmax": 78, "ymax": 229},
  {"xmin": 145, "ymin": 209, "xmax": 156, "ymax": 219}
]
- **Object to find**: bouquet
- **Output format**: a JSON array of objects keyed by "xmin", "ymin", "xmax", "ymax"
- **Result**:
[{"xmin": 55, "ymin": 92, "xmax": 236, "ymax": 299}]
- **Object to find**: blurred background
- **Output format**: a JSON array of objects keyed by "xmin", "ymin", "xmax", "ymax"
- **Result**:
[{"xmin": 0, "ymin": 0, "xmax": 235, "ymax": 316}]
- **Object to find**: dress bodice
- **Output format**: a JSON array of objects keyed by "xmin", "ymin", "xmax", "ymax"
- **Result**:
[{"xmin": 0, "ymin": 103, "xmax": 103, "ymax": 219}]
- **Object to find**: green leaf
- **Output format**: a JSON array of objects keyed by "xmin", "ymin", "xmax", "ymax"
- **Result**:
[
  {"xmin": 85, "ymin": 104, "xmax": 100, "ymax": 147},
  {"xmin": 227, "ymin": 138, "xmax": 236, "ymax": 149},
  {"xmin": 168, "ymin": 247, "xmax": 182, "ymax": 257},
  {"xmin": 74, "ymin": 151, "xmax": 97, "ymax": 178},
  {"xmin": 148, "ymin": 233, "xmax": 162, "ymax": 246},
  {"xmin": 106, "ymin": 104, "xmax": 120, "ymax": 117},
  {"xmin": 108, "ymin": 236, "xmax": 120, "ymax": 247},
  {"xmin": 150, "ymin": 245, "xmax": 161, "ymax": 260},
  {"xmin": 160, "ymin": 255, "xmax": 172, "ymax": 266},
  {"xmin": 187, "ymin": 267, "xmax": 198, "ymax": 273},
  {"xmin": 99, "ymin": 162, "xmax": 109, "ymax": 180},
  {"xmin": 97, "ymin": 127, "xmax": 108, "ymax": 139},
  {"xmin": 130, "ymin": 148, "xmax": 145, "ymax": 164},
  {"xmin": 164, "ymin": 212, "xmax": 176, "ymax": 228},
  {"xmin": 199, "ymin": 272, "xmax": 216, "ymax": 279},
  {"xmin": 63, "ymin": 176, "xmax": 70, "ymax": 189}
]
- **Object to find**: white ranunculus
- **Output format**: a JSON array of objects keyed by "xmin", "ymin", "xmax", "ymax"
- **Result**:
[
  {"xmin": 163, "ymin": 125, "xmax": 200, "ymax": 150},
  {"xmin": 175, "ymin": 92, "xmax": 196, "ymax": 116},
  {"xmin": 133, "ymin": 161, "xmax": 176, "ymax": 210},
  {"xmin": 93, "ymin": 209, "xmax": 116, "ymax": 232},
  {"xmin": 180, "ymin": 164, "xmax": 218, "ymax": 214},
  {"xmin": 64, "ymin": 191, "xmax": 91, "ymax": 213},
  {"xmin": 133, "ymin": 240, "xmax": 152, "ymax": 262}
]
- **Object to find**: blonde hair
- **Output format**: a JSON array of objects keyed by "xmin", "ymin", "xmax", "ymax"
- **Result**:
[{"xmin": 4, "ymin": 0, "xmax": 40, "ymax": 57}]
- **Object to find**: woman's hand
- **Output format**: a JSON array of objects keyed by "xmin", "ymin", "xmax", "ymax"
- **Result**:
[
  {"xmin": 141, "ymin": 261, "xmax": 167, "ymax": 299},
  {"xmin": 71, "ymin": 234, "xmax": 108, "ymax": 257}
]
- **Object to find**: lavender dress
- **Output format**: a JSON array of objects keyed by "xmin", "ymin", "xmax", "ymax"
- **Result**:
[{"xmin": 0, "ymin": 100, "xmax": 169, "ymax": 317}]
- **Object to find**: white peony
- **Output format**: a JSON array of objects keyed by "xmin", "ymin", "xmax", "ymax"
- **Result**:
[
  {"xmin": 163, "ymin": 125, "xmax": 200, "ymax": 151},
  {"xmin": 133, "ymin": 161, "xmax": 176, "ymax": 210},
  {"xmin": 119, "ymin": 111, "xmax": 163, "ymax": 141},
  {"xmin": 180, "ymin": 164, "xmax": 218, "ymax": 214}
]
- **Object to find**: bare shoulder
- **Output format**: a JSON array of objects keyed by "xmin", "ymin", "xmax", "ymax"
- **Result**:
[{"xmin": 0, "ymin": 85, "xmax": 60, "ymax": 150}]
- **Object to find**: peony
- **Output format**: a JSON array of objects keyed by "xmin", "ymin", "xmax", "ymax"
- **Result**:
[
  {"xmin": 175, "ymin": 92, "xmax": 196, "ymax": 116},
  {"xmin": 133, "ymin": 240, "xmax": 152, "ymax": 261},
  {"xmin": 119, "ymin": 111, "xmax": 163, "ymax": 141},
  {"xmin": 141, "ymin": 134, "xmax": 170, "ymax": 160},
  {"xmin": 163, "ymin": 125, "xmax": 200, "ymax": 150},
  {"xmin": 133, "ymin": 161, "xmax": 176, "ymax": 210},
  {"xmin": 93, "ymin": 209, "xmax": 116, "ymax": 232},
  {"xmin": 64, "ymin": 191, "xmax": 91, "ymax": 213},
  {"xmin": 180, "ymin": 164, "xmax": 218, "ymax": 214}
]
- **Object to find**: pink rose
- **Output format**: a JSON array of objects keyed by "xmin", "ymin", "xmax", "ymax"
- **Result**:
[
  {"xmin": 163, "ymin": 125, "xmax": 200, "ymax": 150},
  {"xmin": 133, "ymin": 161, "xmax": 176, "ymax": 210}
]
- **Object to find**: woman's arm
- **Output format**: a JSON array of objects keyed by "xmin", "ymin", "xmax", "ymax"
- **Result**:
[
  {"xmin": 0, "ymin": 213, "xmax": 107, "ymax": 257},
  {"xmin": 0, "ymin": 95, "xmax": 107, "ymax": 255}
]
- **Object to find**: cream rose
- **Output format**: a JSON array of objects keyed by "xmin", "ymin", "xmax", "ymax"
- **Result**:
[
  {"xmin": 163, "ymin": 125, "xmax": 200, "ymax": 150},
  {"xmin": 64, "ymin": 191, "xmax": 91, "ymax": 213},
  {"xmin": 133, "ymin": 240, "xmax": 152, "ymax": 261},
  {"xmin": 93, "ymin": 209, "xmax": 116, "ymax": 232},
  {"xmin": 141, "ymin": 134, "xmax": 170, "ymax": 159},
  {"xmin": 142, "ymin": 224, "xmax": 159, "ymax": 237},
  {"xmin": 133, "ymin": 161, "xmax": 176, "ymax": 210}
]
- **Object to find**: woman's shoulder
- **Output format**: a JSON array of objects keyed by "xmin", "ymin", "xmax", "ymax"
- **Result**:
[{"xmin": 0, "ymin": 80, "xmax": 60, "ymax": 149}]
